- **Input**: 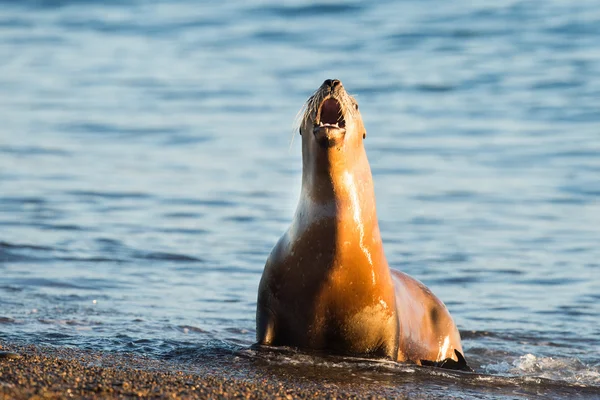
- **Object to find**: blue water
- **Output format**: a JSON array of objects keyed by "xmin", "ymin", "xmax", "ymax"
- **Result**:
[{"xmin": 1, "ymin": 0, "xmax": 599, "ymax": 397}]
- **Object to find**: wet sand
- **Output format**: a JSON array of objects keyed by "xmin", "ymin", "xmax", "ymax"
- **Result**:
[
  {"xmin": 0, "ymin": 342, "xmax": 423, "ymax": 399},
  {"xmin": 1, "ymin": 342, "xmax": 598, "ymax": 399}
]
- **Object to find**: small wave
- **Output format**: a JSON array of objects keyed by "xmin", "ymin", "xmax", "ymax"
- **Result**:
[
  {"xmin": 38, "ymin": 318, "xmax": 102, "ymax": 327},
  {"xmin": 60, "ymin": 122, "xmax": 183, "ymax": 137},
  {"xmin": 178, "ymin": 325, "xmax": 208, "ymax": 334},
  {"xmin": 520, "ymin": 277, "xmax": 584, "ymax": 286},
  {"xmin": 161, "ymin": 197, "xmax": 236, "ymax": 207},
  {"xmin": 91, "ymin": 238, "xmax": 203, "ymax": 263},
  {"xmin": 0, "ymin": 285, "xmax": 23, "ymax": 293},
  {"xmin": 485, "ymin": 354, "xmax": 600, "ymax": 387},
  {"xmin": 43, "ymin": 332, "xmax": 72, "ymax": 340},
  {"xmin": 57, "ymin": 256, "xmax": 124, "ymax": 263},
  {"xmin": 139, "ymin": 251, "xmax": 203, "ymax": 263},
  {"xmin": 7, "ymin": 278, "xmax": 110, "ymax": 290},
  {"xmin": 159, "ymin": 227, "xmax": 209, "ymax": 235},
  {"xmin": 224, "ymin": 215, "xmax": 255, "ymax": 223},
  {"xmin": 0, "ymin": 241, "xmax": 53, "ymax": 251},
  {"xmin": 252, "ymin": 30, "xmax": 303, "ymax": 44},
  {"xmin": 0, "ymin": 0, "xmax": 128, "ymax": 9},
  {"xmin": 197, "ymin": 265, "xmax": 257, "ymax": 274},
  {"xmin": 38, "ymin": 223, "xmax": 85, "ymax": 231},
  {"xmin": 161, "ymin": 211, "xmax": 204, "ymax": 219},
  {"xmin": 67, "ymin": 190, "xmax": 152, "ymax": 200},
  {"xmin": 0, "ymin": 196, "xmax": 46, "ymax": 206},
  {"xmin": 0, "ymin": 241, "xmax": 55, "ymax": 262},
  {"xmin": 253, "ymin": 3, "xmax": 363, "ymax": 18},
  {"xmin": 160, "ymin": 339, "xmax": 241, "ymax": 361},
  {"xmin": 515, "ymin": 354, "xmax": 600, "ymax": 386},
  {"xmin": 460, "ymin": 330, "xmax": 499, "ymax": 340},
  {"xmin": 0, "ymin": 145, "xmax": 70, "ymax": 157}
]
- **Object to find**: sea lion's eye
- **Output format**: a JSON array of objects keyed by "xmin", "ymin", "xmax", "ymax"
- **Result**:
[
  {"xmin": 354, "ymin": 103, "xmax": 359, "ymax": 110},
  {"xmin": 299, "ymin": 127, "xmax": 302, "ymax": 136}
]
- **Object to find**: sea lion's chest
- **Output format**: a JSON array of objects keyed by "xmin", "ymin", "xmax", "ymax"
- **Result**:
[{"xmin": 265, "ymin": 219, "xmax": 397, "ymax": 353}]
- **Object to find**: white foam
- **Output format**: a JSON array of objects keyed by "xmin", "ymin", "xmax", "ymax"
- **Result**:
[{"xmin": 485, "ymin": 353, "xmax": 600, "ymax": 386}]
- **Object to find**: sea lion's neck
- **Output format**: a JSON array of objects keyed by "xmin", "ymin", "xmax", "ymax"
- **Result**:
[
  {"xmin": 299, "ymin": 144, "xmax": 377, "ymax": 222},
  {"xmin": 292, "ymin": 142, "xmax": 384, "ymax": 270}
]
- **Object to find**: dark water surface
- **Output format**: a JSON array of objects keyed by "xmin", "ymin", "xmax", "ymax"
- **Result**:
[{"xmin": 1, "ymin": 0, "xmax": 599, "ymax": 398}]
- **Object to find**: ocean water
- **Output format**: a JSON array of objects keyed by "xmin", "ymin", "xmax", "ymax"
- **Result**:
[{"xmin": 1, "ymin": 0, "xmax": 599, "ymax": 398}]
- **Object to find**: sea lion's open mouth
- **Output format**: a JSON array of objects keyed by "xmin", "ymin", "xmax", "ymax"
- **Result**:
[
  {"xmin": 313, "ymin": 97, "xmax": 346, "ymax": 146},
  {"xmin": 317, "ymin": 97, "xmax": 346, "ymax": 129}
]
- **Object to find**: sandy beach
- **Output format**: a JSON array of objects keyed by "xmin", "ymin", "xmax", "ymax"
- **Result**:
[
  {"xmin": 2, "ymin": 342, "xmax": 599, "ymax": 399},
  {"xmin": 0, "ymin": 342, "xmax": 423, "ymax": 399}
]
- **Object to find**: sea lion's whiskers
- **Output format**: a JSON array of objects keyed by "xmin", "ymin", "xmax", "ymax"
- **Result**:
[
  {"xmin": 299, "ymin": 92, "xmax": 320, "ymax": 129},
  {"xmin": 290, "ymin": 102, "xmax": 308, "ymax": 152},
  {"xmin": 343, "ymin": 94, "xmax": 358, "ymax": 117},
  {"xmin": 291, "ymin": 92, "xmax": 320, "ymax": 151}
]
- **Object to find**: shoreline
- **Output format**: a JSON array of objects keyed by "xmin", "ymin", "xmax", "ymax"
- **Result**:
[
  {"xmin": 0, "ymin": 342, "xmax": 419, "ymax": 399},
  {"xmin": 1, "ymin": 342, "xmax": 598, "ymax": 399}
]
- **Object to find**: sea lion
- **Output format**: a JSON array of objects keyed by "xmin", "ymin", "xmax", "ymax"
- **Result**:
[{"xmin": 256, "ymin": 79, "xmax": 469, "ymax": 370}]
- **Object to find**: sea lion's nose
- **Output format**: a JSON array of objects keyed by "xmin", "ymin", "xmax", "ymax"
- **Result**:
[{"xmin": 323, "ymin": 79, "xmax": 341, "ymax": 89}]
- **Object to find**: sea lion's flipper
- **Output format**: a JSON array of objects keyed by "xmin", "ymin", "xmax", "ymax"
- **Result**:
[
  {"xmin": 256, "ymin": 306, "xmax": 277, "ymax": 345},
  {"xmin": 420, "ymin": 350, "xmax": 473, "ymax": 372}
]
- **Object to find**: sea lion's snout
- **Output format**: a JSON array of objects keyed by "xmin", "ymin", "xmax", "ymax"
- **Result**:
[
  {"xmin": 299, "ymin": 79, "xmax": 364, "ymax": 148},
  {"xmin": 322, "ymin": 78, "xmax": 342, "ymax": 91}
]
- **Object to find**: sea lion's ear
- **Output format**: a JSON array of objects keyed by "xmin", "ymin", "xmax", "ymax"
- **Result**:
[{"xmin": 363, "ymin": 132, "xmax": 366, "ymax": 139}]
